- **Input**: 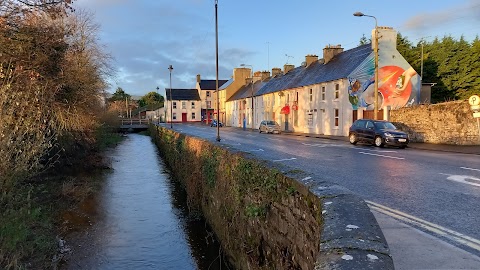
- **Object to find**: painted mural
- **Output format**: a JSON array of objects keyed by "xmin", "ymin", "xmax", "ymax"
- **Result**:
[{"xmin": 347, "ymin": 42, "xmax": 421, "ymax": 110}]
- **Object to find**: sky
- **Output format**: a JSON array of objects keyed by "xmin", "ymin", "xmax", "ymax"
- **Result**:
[{"xmin": 74, "ymin": 0, "xmax": 480, "ymax": 98}]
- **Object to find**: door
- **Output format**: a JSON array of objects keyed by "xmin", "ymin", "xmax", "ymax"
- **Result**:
[
  {"xmin": 364, "ymin": 120, "xmax": 375, "ymax": 142},
  {"xmin": 182, "ymin": 113, "xmax": 187, "ymax": 122}
]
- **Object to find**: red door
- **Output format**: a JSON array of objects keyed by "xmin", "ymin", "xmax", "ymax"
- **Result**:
[{"xmin": 182, "ymin": 113, "xmax": 187, "ymax": 122}]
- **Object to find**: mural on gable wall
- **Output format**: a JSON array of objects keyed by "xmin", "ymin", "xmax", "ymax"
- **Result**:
[{"xmin": 347, "ymin": 31, "xmax": 421, "ymax": 110}]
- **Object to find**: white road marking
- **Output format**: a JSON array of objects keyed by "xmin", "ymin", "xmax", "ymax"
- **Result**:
[
  {"xmin": 273, "ymin": 157, "xmax": 297, "ymax": 162},
  {"xmin": 302, "ymin": 142, "xmax": 345, "ymax": 148},
  {"xmin": 439, "ymin": 173, "xmax": 480, "ymax": 187},
  {"xmin": 358, "ymin": 152, "xmax": 404, "ymax": 160},
  {"xmin": 355, "ymin": 147, "xmax": 397, "ymax": 153},
  {"xmin": 461, "ymin": 167, "xmax": 480, "ymax": 172},
  {"xmin": 367, "ymin": 200, "xmax": 480, "ymax": 252},
  {"xmin": 302, "ymin": 143, "xmax": 322, "ymax": 146},
  {"xmin": 247, "ymin": 149, "xmax": 264, "ymax": 152},
  {"xmin": 268, "ymin": 138, "xmax": 282, "ymax": 141}
]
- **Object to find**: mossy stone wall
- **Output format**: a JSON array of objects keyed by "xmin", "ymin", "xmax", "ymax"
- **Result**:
[{"xmin": 150, "ymin": 126, "xmax": 322, "ymax": 270}]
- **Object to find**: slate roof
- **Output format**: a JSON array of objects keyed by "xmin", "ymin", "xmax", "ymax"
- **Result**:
[
  {"xmin": 227, "ymin": 79, "xmax": 270, "ymax": 102},
  {"xmin": 199, "ymin": 79, "xmax": 229, "ymax": 90},
  {"xmin": 256, "ymin": 44, "xmax": 372, "ymax": 96},
  {"xmin": 166, "ymin": 89, "xmax": 200, "ymax": 101}
]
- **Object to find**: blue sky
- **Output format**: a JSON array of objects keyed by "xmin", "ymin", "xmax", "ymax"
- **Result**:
[{"xmin": 74, "ymin": 0, "xmax": 480, "ymax": 97}]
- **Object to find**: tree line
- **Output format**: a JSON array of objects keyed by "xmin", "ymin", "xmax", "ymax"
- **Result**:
[
  {"xmin": 0, "ymin": 0, "xmax": 111, "ymax": 189},
  {"xmin": 397, "ymin": 34, "xmax": 480, "ymax": 103}
]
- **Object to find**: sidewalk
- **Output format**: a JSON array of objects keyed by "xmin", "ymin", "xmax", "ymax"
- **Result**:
[{"xmin": 282, "ymin": 130, "xmax": 480, "ymax": 155}]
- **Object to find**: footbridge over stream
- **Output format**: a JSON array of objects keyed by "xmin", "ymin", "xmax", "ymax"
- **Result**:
[{"xmin": 119, "ymin": 119, "xmax": 150, "ymax": 131}]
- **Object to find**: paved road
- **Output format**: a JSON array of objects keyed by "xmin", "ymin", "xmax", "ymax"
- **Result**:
[{"xmin": 163, "ymin": 123, "xmax": 480, "ymax": 267}]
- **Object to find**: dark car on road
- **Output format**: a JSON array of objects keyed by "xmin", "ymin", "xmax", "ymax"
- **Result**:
[
  {"xmin": 349, "ymin": 119, "xmax": 409, "ymax": 148},
  {"xmin": 210, "ymin": 119, "xmax": 223, "ymax": 127}
]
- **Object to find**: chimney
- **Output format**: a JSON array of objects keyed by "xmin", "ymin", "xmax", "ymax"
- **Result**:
[
  {"xmin": 261, "ymin": 71, "xmax": 270, "ymax": 80},
  {"xmin": 272, "ymin": 67, "xmax": 282, "ymax": 77},
  {"xmin": 323, "ymin": 44, "xmax": 344, "ymax": 64},
  {"xmin": 305, "ymin": 54, "xmax": 318, "ymax": 66},
  {"xmin": 233, "ymin": 67, "xmax": 251, "ymax": 83},
  {"xmin": 374, "ymin": 26, "xmax": 397, "ymax": 51},
  {"xmin": 284, "ymin": 64, "xmax": 295, "ymax": 73},
  {"xmin": 196, "ymin": 74, "xmax": 201, "ymax": 83}
]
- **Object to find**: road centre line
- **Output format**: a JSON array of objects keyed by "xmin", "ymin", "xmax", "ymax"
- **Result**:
[
  {"xmin": 366, "ymin": 200, "xmax": 480, "ymax": 252},
  {"xmin": 461, "ymin": 167, "xmax": 480, "ymax": 172},
  {"xmin": 247, "ymin": 149, "xmax": 264, "ymax": 152},
  {"xmin": 273, "ymin": 157, "xmax": 297, "ymax": 162},
  {"xmin": 355, "ymin": 148, "xmax": 397, "ymax": 153},
  {"xmin": 358, "ymin": 152, "xmax": 404, "ymax": 160}
]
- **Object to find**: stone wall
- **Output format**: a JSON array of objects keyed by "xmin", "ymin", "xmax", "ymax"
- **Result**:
[
  {"xmin": 391, "ymin": 100, "xmax": 480, "ymax": 145},
  {"xmin": 150, "ymin": 126, "xmax": 393, "ymax": 269}
]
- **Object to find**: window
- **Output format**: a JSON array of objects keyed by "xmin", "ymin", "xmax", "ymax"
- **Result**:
[
  {"xmin": 173, "ymin": 102, "xmax": 177, "ymax": 109},
  {"xmin": 182, "ymin": 101, "xmax": 186, "ymax": 109},
  {"xmin": 334, "ymin": 84, "xmax": 340, "ymax": 99},
  {"xmin": 173, "ymin": 112, "xmax": 177, "ymax": 120},
  {"xmin": 206, "ymin": 101, "xmax": 212, "ymax": 108},
  {"xmin": 321, "ymin": 86, "xmax": 326, "ymax": 101},
  {"xmin": 191, "ymin": 102, "xmax": 195, "ymax": 109},
  {"xmin": 192, "ymin": 112, "xmax": 196, "ymax": 119},
  {"xmin": 206, "ymin": 91, "xmax": 211, "ymax": 97},
  {"xmin": 307, "ymin": 113, "xmax": 313, "ymax": 126},
  {"xmin": 334, "ymin": 109, "xmax": 339, "ymax": 127},
  {"xmin": 309, "ymin": 89, "xmax": 313, "ymax": 102}
]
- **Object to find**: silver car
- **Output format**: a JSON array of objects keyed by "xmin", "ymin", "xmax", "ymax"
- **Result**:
[{"xmin": 259, "ymin": 120, "xmax": 281, "ymax": 134}]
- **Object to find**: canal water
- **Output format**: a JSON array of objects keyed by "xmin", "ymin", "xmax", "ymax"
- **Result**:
[{"xmin": 63, "ymin": 134, "xmax": 229, "ymax": 269}]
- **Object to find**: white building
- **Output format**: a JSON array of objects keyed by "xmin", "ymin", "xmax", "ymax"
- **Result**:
[{"xmin": 165, "ymin": 88, "xmax": 202, "ymax": 123}]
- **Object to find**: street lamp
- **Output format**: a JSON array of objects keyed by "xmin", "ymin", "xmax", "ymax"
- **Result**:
[
  {"xmin": 240, "ymin": 64, "xmax": 254, "ymax": 131},
  {"xmin": 168, "ymin": 65, "xmax": 173, "ymax": 128},
  {"xmin": 156, "ymin": 86, "xmax": 160, "ymax": 124},
  {"xmin": 215, "ymin": 0, "xmax": 220, "ymax": 142},
  {"xmin": 354, "ymin": 11, "xmax": 379, "ymax": 120}
]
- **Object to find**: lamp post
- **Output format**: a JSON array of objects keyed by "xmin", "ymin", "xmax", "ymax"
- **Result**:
[
  {"xmin": 240, "ymin": 64, "xmax": 254, "ymax": 131},
  {"xmin": 354, "ymin": 11, "xmax": 379, "ymax": 120},
  {"xmin": 168, "ymin": 65, "xmax": 173, "ymax": 128},
  {"xmin": 215, "ymin": 0, "xmax": 220, "ymax": 142}
]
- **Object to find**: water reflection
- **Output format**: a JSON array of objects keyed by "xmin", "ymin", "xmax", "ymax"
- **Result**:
[{"xmin": 63, "ymin": 134, "xmax": 229, "ymax": 269}]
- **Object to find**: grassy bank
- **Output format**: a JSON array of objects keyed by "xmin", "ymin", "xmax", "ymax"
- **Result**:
[{"xmin": 0, "ymin": 128, "xmax": 123, "ymax": 269}]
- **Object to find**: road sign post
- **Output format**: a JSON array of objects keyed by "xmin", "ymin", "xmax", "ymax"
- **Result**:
[{"xmin": 469, "ymin": 95, "xmax": 480, "ymax": 143}]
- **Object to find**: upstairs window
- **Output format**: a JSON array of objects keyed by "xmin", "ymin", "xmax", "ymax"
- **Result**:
[
  {"xmin": 173, "ymin": 102, "xmax": 177, "ymax": 109},
  {"xmin": 309, "ymin": 88, "xmax": 313, "ymax": 102},
  {"xmin": 182, "ymin": 101, "xmax": 186, "ymax": 109},
  {"xmin": 191, "ymin": 102, "xmax": 195, "ymax": 109},
  {"xmin": 334, "ymin": 84, "xmax": 340, "ymax": 99},
  {"xmin": 206, "ymin": 91, "xmax": 211, "ymax": 97},
  {"xmin": 321, "ymin": 86, "xmax": 326, "ymax": 100}
]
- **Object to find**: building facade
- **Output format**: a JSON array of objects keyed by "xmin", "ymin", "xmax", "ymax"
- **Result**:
[{"xmin": 165, "ymin": 88, "xmax": 202, "ymax": 123}]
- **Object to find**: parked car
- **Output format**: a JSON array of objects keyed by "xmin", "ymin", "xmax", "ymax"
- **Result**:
[
  {"xmin": 210, "ymin": 119, "xmax": 223, "ymax": 127},
  {"xmin": 259, "ymin": 120, "xmax": 281, "ymax": 134},
  {"xmin": 349, "ymin": 119, "xmax": 409, "ymax": 148}
]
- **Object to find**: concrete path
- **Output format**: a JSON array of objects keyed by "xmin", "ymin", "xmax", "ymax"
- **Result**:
[{"xmin": 371, "ymin": 210, "xmax": 480, "ymax": 270}]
